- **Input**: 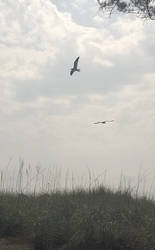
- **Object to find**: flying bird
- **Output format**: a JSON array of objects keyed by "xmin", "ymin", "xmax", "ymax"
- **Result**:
[
  {"xmin": 70, "ymin": 56, "xmax": 80, "ymax": 76},
  {"xmin": 94, "ymin": 120, "xmax": 114, "ymax": 125}
]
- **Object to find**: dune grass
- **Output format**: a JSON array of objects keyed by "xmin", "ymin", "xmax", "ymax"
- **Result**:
[
  {"xmin": 0, "ymin": 161, "xmax": 155, "ymax": 249},
  {"xmin": 0, "ymin": 186, "xmax": 155, "ymax": 250}
]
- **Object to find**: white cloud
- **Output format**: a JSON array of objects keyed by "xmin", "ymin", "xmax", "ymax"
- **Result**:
[{"xmin": 0, "ymin": 0, "xmax": 145, "ymax": 78}]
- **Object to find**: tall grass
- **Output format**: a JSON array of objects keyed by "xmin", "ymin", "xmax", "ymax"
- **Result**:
[
  {"xmin": 0, "ymin": 161, "xmax": 155, "ymax": 250},
  {"xmin": 0, "ymin": 160, "xmax": 109, "ymax": 193}
]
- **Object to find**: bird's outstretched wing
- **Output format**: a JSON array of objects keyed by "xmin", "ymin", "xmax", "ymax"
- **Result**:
[
  {"xmin": 70, "ymin": 68, "xmax": 74, "ymax": 75},
  {"xmin": 74, "ymin": 56, "xmax": 80, "ymax": 69},
  {"xmin": 107, "ymin": 120, "xmax": 114, "ymax": 122},
  {"xmin": 94, "ymin": 120, "xmax": 114, "ymax": 124},
  {"xmin": 94, "ymin": 121, "xmax": 105, "ymax": 124}
]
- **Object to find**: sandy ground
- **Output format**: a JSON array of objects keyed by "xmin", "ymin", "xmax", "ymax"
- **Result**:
[{"xmin": 0, "ymin": 238, "xmax": 33, "ymax": 250}]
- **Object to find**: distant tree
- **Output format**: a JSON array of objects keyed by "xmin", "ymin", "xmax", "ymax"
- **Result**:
[{"xmin": 97, "ymin": 0, "xmax": 155, "ymax": 19}]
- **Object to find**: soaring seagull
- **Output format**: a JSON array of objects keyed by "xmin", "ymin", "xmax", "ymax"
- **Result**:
[
  {"xmin": 94, "ymin": 120, "xmax": 114, "ymax": 125},
  {"xmin": 70, "ymin": 56, "xmax": 80, "ymax": 76}
]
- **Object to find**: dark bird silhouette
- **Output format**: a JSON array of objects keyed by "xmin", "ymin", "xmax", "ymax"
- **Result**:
[
  {"xmin": 94, "ymin": 120, "xmax": 114, "ymax": 124},
  {"xmin": 70, "ymin": 56, "xmax": 80, "ymax": 76}
]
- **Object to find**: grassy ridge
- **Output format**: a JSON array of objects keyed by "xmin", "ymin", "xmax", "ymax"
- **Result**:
[{"xmin": 0, "ymin": 187, "xmax": 155, "ymax": 250}]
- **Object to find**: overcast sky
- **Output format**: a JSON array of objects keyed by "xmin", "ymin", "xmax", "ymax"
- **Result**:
[{"xmin": 0, "ymin": 0, "xmax": 155, "ymax": 191}]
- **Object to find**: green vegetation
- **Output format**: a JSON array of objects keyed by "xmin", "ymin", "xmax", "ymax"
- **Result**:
[{"xmin": 0, "ymin": 186, "xmax": 155, "ymax": 250}]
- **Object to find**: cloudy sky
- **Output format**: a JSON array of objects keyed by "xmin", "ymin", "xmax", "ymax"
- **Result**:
[{"xmin": 0, "ymin": 0, "xmax": 155, "ymax": 190}]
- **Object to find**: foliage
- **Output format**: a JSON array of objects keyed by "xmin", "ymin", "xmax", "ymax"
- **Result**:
[
  {"xmin": 0, "ymin": 188, "xmax": 155, "ymax": 250},
  {"xmin": 97, "ymin": 0, "xmax": 155, "ymax": 19}
]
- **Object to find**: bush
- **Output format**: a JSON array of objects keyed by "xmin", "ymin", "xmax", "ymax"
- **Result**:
[{"xmin": 0, "ymin": 188, "xmax": 155, "ymax": 250}]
